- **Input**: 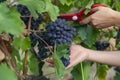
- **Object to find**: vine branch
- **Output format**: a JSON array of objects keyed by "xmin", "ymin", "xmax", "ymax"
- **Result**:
[
  {"xmin": 0, "ymin": 37, "xmax": 19, "ymax": 77},
  {"xmin": 23, "ymin": 49, "xmax": 28, "ymax": 78},
  {"xmin": 34, "ymin": 33, "xmax": 54, "ymax": 54}
]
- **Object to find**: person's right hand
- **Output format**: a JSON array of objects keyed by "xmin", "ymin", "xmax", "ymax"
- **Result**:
[{"xmin": 80, "ymin": 7, "xmax": 120, "ymax": 29}]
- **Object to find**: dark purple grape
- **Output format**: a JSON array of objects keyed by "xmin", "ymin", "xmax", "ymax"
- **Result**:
[
  {"xmin": 102, "ymin": 43, "xmax": 110, "ymax": 48},
  {"xmin": 17, "ymin": 4, "xmax": 30, "ymax": 16},
  {"xmin": 37, "ymin": 42, "xmax": 48, "ymax": 60},
  {"xmin": 61, "ymin": 57, "xmax": 70, "ymax": 67},
  {"xmin": 115, "ymin": 67, "xmax": 120, "ymax": 73},
  {"xmin": 116, "ymin": 29, "xmax": 120, "ymax": 40},
  {"xmin": 30, "ymin": 34, "xmax": 38, "ymax": 47},
  {"xmin": 95, "ymin": 41, "xmax": 109, "ymax": 50},
  {"xmin": 17, "ymin": 4, "xmax": 49, "ymax": 61},
  {"xmin": 17, "ymin": 4, "xmax": 42, "ymax": 30}
]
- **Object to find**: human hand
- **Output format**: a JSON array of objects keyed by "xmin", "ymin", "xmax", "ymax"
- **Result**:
[
  {"xmin": 80, "ymin": 7, "xmax": 120, "ymax": 29},
  {"xmin": 46, "ymin": 45, "xmax": 90, "ymax": 69},
  {"xmin": 66, "ymin": 45, "xmax": 89, "ymax": 69}
]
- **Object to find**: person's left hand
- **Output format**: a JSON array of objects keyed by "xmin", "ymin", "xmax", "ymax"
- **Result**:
[
  {"xmin": 46, "ymin": 45, "xmax": 90, "ymax": 69},
  {"xmin": 66, "ymin": 45, "xmax": 89, "ymax": 69}
]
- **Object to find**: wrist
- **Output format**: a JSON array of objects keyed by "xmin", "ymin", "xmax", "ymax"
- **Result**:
[{"xmin": 85, "ymin": 49, "xmax": 95, "ymax": 61}]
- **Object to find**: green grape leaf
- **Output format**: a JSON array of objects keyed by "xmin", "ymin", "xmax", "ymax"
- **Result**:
[
  {"xmin": 13, "ymin": 37, "xmax": 31, "ymax": 52},
  {"xmin": 113, "ymin": 0, "xmax": 120, "ymax": 11},
  {"xmin": 85, "ymin": 0, "xmax": 94, "ymax": 14},
  {"xmin": 71, "ymin": 63, "xmax": 82, "ymax": 80},
  {"xmin": 80, "ymin": 0, "xmax": 92, "ymax": 9},
  {"xmin": 59, "ymin": 0, "xmax": 73, "ymax": 6},
  {"xmin": 59, "ymin": 0, "xmax": 66, "ymax": 5},
  {"xmin": 12, "ymin": 37, "xmax": 22, "ymax": 50},
  {"xmin": 21, "ymin": 37, "xmax": 31, "ymax": 51},
  {"xmin": 27, "ymin": 52, "xmax": 39, "ymax": 76},
  {"xmin": 97, "ymin": 65, "xmax": 109, "ymax": 80},
  {"xmin": 78, "ymin": 25, "xmax": 99, "ymax": 47},
  {"xmin": 95, "ymin": 0, "xmax": 111, "ymax": 6},
  {"xmin": 83, "ymin": 62, "xmax": 91, "ymax": 80},
  {"xmin": 56, "ymin": 44, "xmax": 69, "ymax": 58},
  {"xmin": 11, "ymin": 49, "xmax": 22, "ymax": 72},
  {"xmin": 116, "ymin": 44, "xmax": 120, "ymax": 50},
  {"xmin": 0, "ymin": 63, "xmax": 17, "ymax": 80},
  {"xmin": 19, "ymin": 0, "xmax": 46, "ymax": 18},
  {"xmin": 53, "ymin": 45, "xmax": 66, "ymax": 80},
  {"xmin": 85, "ymin": 0, "xmax": 94, "ymax": 9},
  {"xmin": 0, "ymin": 3, "xmax": 23, "ymax": 36},
  {"xmin": 59, "ymin": 3, "xmax": 73, "ymax": 13},
  {"xmin": 66, "ymin": 0, "xmax": 73, "ymax": 6},
  {"xmin": 114, "ymin": 72, "xmax": 120, "ymax": 80},
  {"xmin": 20, "ymin": 0, "xmax": 59, "ymax": 21},
  {"xmin": 84, "ymin": 25, "xmax": 99, "ymax": 47},
  {"xmin": 78, "ymin": 25, "xmax": 88, "ymax": 41},
  {"xmin": 44, "ymin": 0, "xmax": 59, "ymax": 21},
  {"xmin": 71, "ymin": 62, "xmax": 91, "ymax": 80},
  {"xmin": 53, "ymin": 54, "xmax": 66, "ymax": 80}
]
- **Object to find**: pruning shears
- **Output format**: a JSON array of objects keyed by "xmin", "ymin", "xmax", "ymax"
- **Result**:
[{"xmin": 58, "ymin": 4, "xmax": 107, "ymax": 22}]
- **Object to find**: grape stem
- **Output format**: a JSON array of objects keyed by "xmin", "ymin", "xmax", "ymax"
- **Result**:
[
  {"xmin": 34, "ymin": 33, "xmax": 54, "ymax": 54},
  {"xmin": 21, "ymin": 16, "xmax": 33, "ymax": 18},
  {"xmin": 25, "ymin": 29, "xmax": 46, "ymax": 33},
  {"xmin": 81, "ymin": 62, "xmax": 85, "ymax": 80},
  {"xmin": 23, "ymin": 49, "xmax": 28, "ymax": 78},
  {"xmin": 28, "ymin": 15, "xmax": 32, "ymax": 32},
  {"xmin": 0, "ymin": 37, "xmax": 20, "ymax": 78},
  {"xmin": 54, "ymin": 0, "xmax": 59, "ymax": 6}
]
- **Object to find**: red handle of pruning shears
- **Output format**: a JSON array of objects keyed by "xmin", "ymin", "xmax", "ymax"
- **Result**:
[{"xmin": 58, "ymin": 4, "xmax": 107, "ymax": 22}]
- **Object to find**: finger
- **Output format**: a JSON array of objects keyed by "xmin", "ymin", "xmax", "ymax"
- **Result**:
[
  {"xmin": 79, "ymin": 16, "xmax": 91, "ymax": 25},
  {"xmin": 96, "ymin": 24, "xmax": 109, "ymax": 29},
  {"xmin": 91, "ymin": 7, "xmax": 100, "ymax": 12},
  {"xmin": 46, "ymin": 58, "xmax": 54, "ymax": 64},
  {"xmin": 65, "ymin": 65, "xmax": 72, "ymax": 70},
  {"xmin": 66, "ymin": 54, "xmax": 86, "ymax": 70}
]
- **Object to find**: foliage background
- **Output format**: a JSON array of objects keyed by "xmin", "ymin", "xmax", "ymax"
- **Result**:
[{"xmin": 0, "ymin": 0, "xmax": 120, "ymax": 80}]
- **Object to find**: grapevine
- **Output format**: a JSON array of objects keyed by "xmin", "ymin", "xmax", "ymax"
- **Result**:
[{"xmin": 0, "ymin": 0, "xmax": 120, "ymax": 80}]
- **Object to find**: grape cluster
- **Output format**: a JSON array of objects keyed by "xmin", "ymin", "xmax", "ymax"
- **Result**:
[
  {"xmin": 17, "ymin": 4, "xmax": 42, "ymax": 47},
  {"xmin": 29, "ymin": 32, "xmax": 49, "ymax": 60},
  {"xmin": 116, "ymin": 29, "xmax": 120, "ymax": 40},
  {"xmin": 61, "ymin": 57, "xmax": 70, "ymax": 67},
  {"xmin": 17, "ymin": 4, "xmax": 49, "ymax": 60},
  {"xmin": 17, "ymin": 4, "xmax": 76, "ymax": 66},
  {"xmin": 95, "ymin": 41, "xmax": 110, "ymax": 50},
  {"xmin": 46, "ymin": 18, "xmax": 76, "ymax": 46},
  {"xmin": 115, "ymin": 67, "xmax": 120, "ymax": 73},
  {"xmin": 17, "ymin": 4, "xmax": 42, "ymax": 30},
  {"xmin": 37, "ymin": 41, "xmax": 48, "ymax": 59},
  {"xmin": 29, "ymin": 33, "xmax": 38, "ymax": 47},
  {"xmin": 46, "ymin": 18, "xmax": 76, "ymax": 67}
]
